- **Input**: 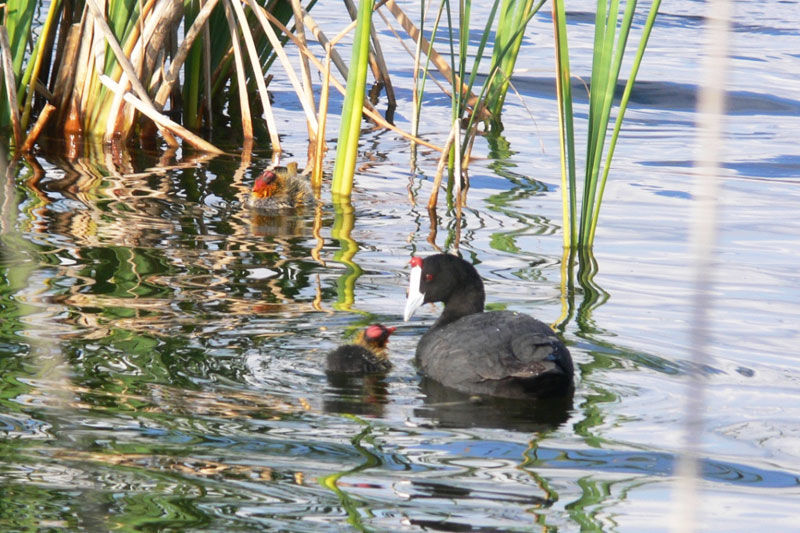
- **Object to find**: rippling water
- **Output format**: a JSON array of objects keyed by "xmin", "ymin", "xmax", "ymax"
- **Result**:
[{"xmin": 2, "ymin": 1, "xmax": 799, "ymax": 531}]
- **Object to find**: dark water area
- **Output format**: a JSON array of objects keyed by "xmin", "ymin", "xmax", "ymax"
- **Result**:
[{"xmin": 2, "ymin": 0, "xmax": 800, "ymax": 531}]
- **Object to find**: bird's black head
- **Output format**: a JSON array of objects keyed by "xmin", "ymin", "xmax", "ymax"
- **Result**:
[{"xmin": 404, "ymin": 253, "xmax": 485, "ymax": 326}]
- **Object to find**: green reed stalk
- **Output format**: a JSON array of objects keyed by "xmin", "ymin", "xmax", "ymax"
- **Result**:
[
  {"xmin": 552, "ymin": 0, "xmax": 577, "ymax": 249},
  {"xmin": 332, "ymin": 0, "xmax": 374, "ymax": 197},
  {"xmin": 553, "ymin": 0, "xmax": 659, "ymax": 249}
]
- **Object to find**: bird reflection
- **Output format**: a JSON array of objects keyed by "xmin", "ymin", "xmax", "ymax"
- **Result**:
[
  {"xmin": 323, "ymin": 373, "xmax": 390, "ymax": 418},
  {"xmin": 415, "ymin": 377, "xmax": 573, "ymax": 431}
]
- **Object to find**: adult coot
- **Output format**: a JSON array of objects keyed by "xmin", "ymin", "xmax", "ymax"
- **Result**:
[
  {"xmin": 326, "ymin": 324, "xmax": 396, "ymax": 375},
  {"xmin": 246, "ymin": 162, "xmax": 313, "ymax": 210},
  {"xmin": 403, "ymin": 254, "xmax": 573, "ymax": 398}
]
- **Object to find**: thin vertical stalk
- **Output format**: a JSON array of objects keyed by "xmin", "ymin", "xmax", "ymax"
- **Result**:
[
  {"xmin": 312, "ymin": 47, "xmax": 332, "ymax": 190},
  {"xmin": 552, "ymin": 0, "xmax": 577, "ymax": 248},
  {"xmin": 410, "ymin": 0, "xmax": 426, "ymax": 142},
  {"xmin": 332, "ymin": 0, "xmax": 374, "ymax": 197},
  {"xmin": 0, "ymin": 28, "xmax": 23, "ymax": 147},
  {"xmin": 201, "ymin": 0, "xmax": 212, "ymax": 128},
  {"xmin": 290, "ymin": 0, "xmax": 319, "ymax": 150}
]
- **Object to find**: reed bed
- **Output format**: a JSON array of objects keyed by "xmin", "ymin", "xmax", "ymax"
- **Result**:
[{"xmin": 2, "ymin": 0, "xmax": 659, "ymax": 250}]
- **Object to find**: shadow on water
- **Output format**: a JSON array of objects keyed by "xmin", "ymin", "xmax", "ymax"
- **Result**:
[{"xmin": 508, "ymin": 75, "xmax": 800, "ymax": 116}]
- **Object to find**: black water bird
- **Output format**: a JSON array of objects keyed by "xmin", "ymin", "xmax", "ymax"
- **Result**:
[{"xmin": 403, "ymin": 253, "xmax": 574, "ymax": 398}]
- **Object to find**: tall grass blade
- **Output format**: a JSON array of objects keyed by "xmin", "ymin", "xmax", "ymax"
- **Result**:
[
  {"xmin": 581, "ymin": 0, "xmax": 634, "ymax": 245},
  {"xmin": 484, "ymin": 0, "xmax": 546, "ymax": 118}
]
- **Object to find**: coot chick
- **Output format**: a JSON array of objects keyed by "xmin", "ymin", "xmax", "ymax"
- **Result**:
[
  {"xmin": 326, "ymin": 324, "xmax": 396, "ymax": 375},
  {"xmin": 246, "ymin": 162, "xmax": 313, "ymax": 210},
  {"xmin": 403, "ymin": 254, "xmax": 574, "ymax": 398}
]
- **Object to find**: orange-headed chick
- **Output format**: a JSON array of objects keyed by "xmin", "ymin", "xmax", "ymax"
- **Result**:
[{"xmin": 246, "ymin": 162, "xmax": 312, "ymax": 210}]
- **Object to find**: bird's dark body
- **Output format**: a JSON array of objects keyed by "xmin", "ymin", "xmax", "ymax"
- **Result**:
[
  {"xmin": 326, "ymin": 345, "xmax": 392, "ymax": 375},
  {"xmin": 416, "ymin": 310, "xmax": 573, "ymax": 398}
]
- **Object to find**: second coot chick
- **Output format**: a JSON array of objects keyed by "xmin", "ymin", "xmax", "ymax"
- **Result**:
[
  {"xmin": 246, "ymin": 162, "xmax": 313, "ymax": 211},
  {"xmin": 326, "ymin": 324, "xmax": 396, "ymax": 375},
  {"xmin": 403, "ymin": 253, "xmax": 574, "ymax": 398}
]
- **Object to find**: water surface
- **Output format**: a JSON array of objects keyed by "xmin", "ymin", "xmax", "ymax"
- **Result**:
[{"xmin": 2, "ymin": 1, "xmax": 799, "ymax": 531}]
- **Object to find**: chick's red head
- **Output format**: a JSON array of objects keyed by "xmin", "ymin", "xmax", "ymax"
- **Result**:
[{"xmin": 253, "ymin": 170, "xmax": 278, "ymax": 198}]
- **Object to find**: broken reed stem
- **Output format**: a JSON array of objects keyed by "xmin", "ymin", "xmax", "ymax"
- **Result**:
[
  {"xmin": 229, "ymin": 0, "xmax": 280, "ymax": 149},
  {"xmin": 376, "ymin": 5, "xmax": 451, "ymax": 101},
  {"xmin": 221, "ymin": 0, "xmax": 254, "ymax": 141},
  {"xmin": 342, "ymin": 0, "xmax": 381, "ymax": 84},
  {"xmin": 154, "ymin": 0, "xmax": 220, "ymax": 108},
  {"xmin": 364, "ymin": 2, "xmax": 396, "ymax": 107},
  {"xmin": 427, "ymin": 121, "xmax": 458, "ymax": 209},
  {"xmin": 382, "ymin": 0, "xmax": 486, "ymax": 118},
  {"xmin": 301, "ymin": 12, "xmax": 350, "ymax": 80},
  {"xmin": 342, "ymin": 0, "xmax": 395, "ymax": 107},
  {"xmin": 99, "ymin": 74, "xmax": 224, "ymax": 154},
  {"xmin": 246, "ymin": 0, "xmax": 318, "ymax": 134},
  {"xmin": 290, "ymin": 0, "xmax": 318, "ymax": 152},
  {"xmin": 264, "ymin": 11, "xmax": 443, "ymax": 152},
  {"xmin": 21, "ymin": 103, "xmax": 56, "ymax": 152},
  {"xmin": 312, "ymin": 48, "xmax": 332, "ymax": 191}
]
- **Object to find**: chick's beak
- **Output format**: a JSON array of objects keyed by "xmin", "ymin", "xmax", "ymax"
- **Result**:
[{"xmin": 404, "ymin": 265, "xmax": 425, "ymax": 321}]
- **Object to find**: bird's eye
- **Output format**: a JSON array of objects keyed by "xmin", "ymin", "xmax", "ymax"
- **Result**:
[{"xmin": 425, "ymin": 274, "xmax": 434, "ymax": 282}]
